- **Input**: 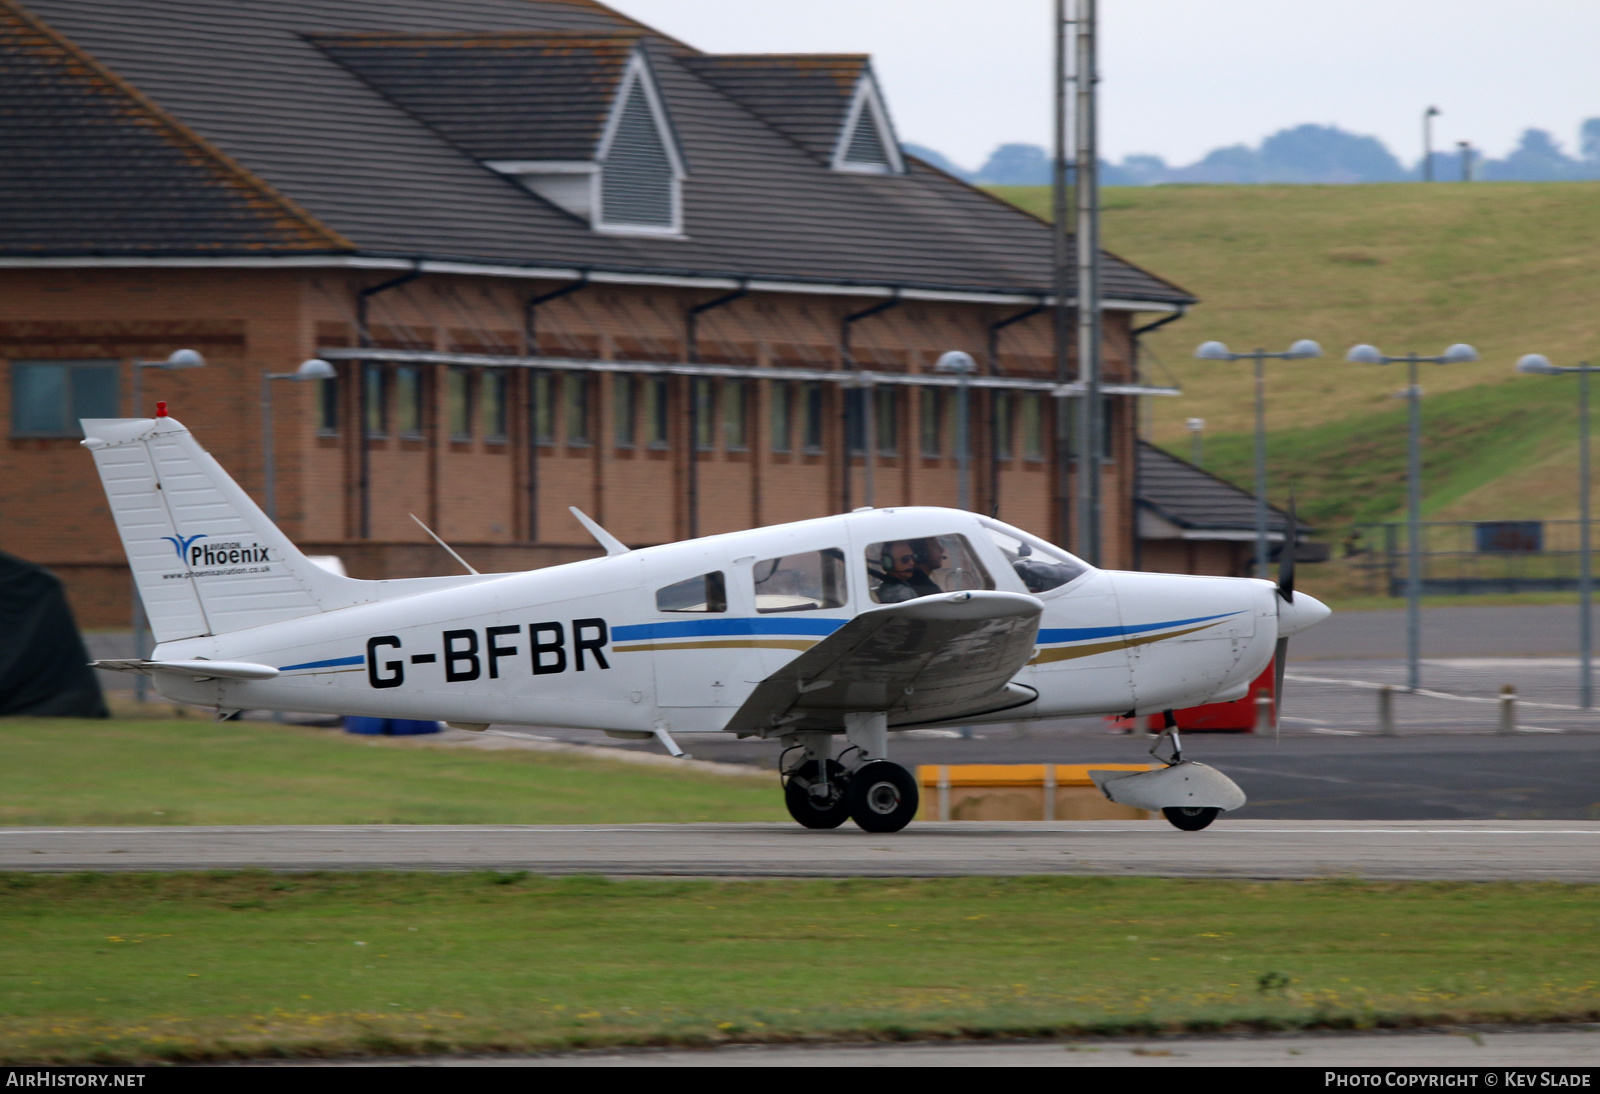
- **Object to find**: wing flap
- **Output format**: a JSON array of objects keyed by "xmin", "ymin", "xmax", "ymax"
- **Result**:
[{"xmin": 724, "ymin": 590, "xmax": 1042, "ymax": 737}]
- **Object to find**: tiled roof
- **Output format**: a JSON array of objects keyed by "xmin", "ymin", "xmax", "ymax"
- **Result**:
[
  {"xmin": 1138, "ymin": 441, "xmax": 1311, "ymax": 534},
  {"xmin": 6, "ymin": 0, "xmax": 1194, "ymax": 304},
  {"xmin": 681, "ymin": 54, "xmax": 867, "ymax": 165},
  {"xmin": 310, "ymin": 32, "xmax": 638, "ymax": 163},
  {"xmin": 0, "ymin": 0, "xmax": 348, "ymax": 254}
]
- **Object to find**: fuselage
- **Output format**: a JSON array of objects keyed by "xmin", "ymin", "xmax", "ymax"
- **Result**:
[{"xmin": 146, "ymin": 507, "xmax": 1304, "ymax": 734}]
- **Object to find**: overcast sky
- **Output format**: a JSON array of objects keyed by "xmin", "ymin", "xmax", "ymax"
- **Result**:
[{"xmin": 607, "ymin": 0, "xmax": 1600, "ymax": 170}]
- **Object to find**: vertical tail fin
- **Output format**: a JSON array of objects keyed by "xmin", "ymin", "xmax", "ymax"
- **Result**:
[{"xmin": 81, "ymin": 415, "xmax": 363, "ymax": 642}]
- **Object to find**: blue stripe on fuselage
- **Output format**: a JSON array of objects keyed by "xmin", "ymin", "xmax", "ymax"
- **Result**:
[
  {"xmin": 1036, "ymin": 611, "xmax": 1240, "ymax": 645},
  {"xmin": 278, "ymin": 655, "xmax": 366, "ymax": 671},
  {"xmin": 611, "ymin": 618, "xmax": 847, "ymax": 642}
]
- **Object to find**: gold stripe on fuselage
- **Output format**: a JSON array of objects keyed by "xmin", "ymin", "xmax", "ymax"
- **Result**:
[
  {"xmin": 612, "ymin": 638, "xmax": 820, "ymax": 654},
  {"xmin": 1030, "ymin": 620, "xmax": 1229, "ymax": 665}
]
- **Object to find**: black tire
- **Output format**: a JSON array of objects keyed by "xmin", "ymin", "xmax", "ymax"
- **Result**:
[
  {"xmin": 847, "ymin": 760, "xmax": 919, "ymax": 833},
  {"xmin": 783, "ymin": 759, "xmax": 851, "ymax": 829},
  {"xmin": 1163, "ymin": 806, "xmax": 1219, "ymax": 831}
]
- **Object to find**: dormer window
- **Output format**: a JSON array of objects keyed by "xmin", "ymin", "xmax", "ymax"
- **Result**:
[{"xmin": 832, "ymin": 74, "xmax": 905, "ymax": 175}]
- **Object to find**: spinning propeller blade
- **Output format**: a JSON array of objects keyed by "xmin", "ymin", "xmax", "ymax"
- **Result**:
[{"xmin": 1273, "ymin": 496, "xmax": 1298, "ymax": 741}]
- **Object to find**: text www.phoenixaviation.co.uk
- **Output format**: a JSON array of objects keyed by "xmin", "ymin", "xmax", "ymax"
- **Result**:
[{"xmin": 163, "ymin": 566, "xmax": 271, "ymax": 580}]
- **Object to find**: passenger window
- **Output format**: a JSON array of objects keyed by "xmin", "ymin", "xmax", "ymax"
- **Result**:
[
  {"xmin": 752, "ymin": 549, "xmax": 847, "ymax": 613},
  {"xmin": 655, "ymin": 571, "xmax": 727, "ymax": 613},
  {"xmin": 980, "ymin": 519, "xmax": 1089, "ymax": 594},
  {"xmin": 864, "ymin": 534, "xmax": 993, "ymax": 604}
]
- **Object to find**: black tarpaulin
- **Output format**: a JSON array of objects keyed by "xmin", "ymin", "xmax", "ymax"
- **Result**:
[{"xmin": 0, "ymin": 550, "xmax": 108, "ymax": 717}]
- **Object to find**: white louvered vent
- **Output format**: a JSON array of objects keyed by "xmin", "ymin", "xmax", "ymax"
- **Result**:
[
  {"xmin": 833, "ymin": 72, "xmax": 905, "ymax": 176},
  {"xmin": 842, "ymin": 109, "xmax": 890, "ymax": 167},
  {"xmin": 597, "ymin": 56, "xmax": 685, "ymax": 236}
]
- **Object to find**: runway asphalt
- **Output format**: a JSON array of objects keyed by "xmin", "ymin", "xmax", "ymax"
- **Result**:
[{"xmin": 6, "ymin": 820, "xmax": 1599, "ymax": 880}]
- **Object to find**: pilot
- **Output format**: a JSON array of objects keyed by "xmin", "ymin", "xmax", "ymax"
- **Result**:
[
  {"xmin": 876, "ymin": 540, "xmax": 941, "ymax": 603},
  {"xmin": 911, "ymin": 537, "xmax": 949, "ymax": 590}
]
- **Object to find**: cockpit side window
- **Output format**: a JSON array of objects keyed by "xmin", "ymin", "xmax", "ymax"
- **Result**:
[
  {"xmin": 655, "ymin": 571, "xmax": 727, "ymax": 613},
  {"xmin": 979, "ymin": 519, "xmax": 1089, "ymax": 594},
  {"xmin": 864, "ymin": 534, "xmax": 993, "ymax": 604},
  {"xmin": 752, "ymin": 548, "xmax": 847, "ymax": 613}
]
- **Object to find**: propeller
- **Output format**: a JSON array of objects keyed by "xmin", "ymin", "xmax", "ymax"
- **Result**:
[{"xmin": 1272, "ymin": 496, "xmax": 1298, "ymax": 741}]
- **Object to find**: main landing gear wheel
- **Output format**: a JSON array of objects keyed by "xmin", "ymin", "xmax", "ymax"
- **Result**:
[
  {"xmin": 847, "ymin": 760, "xmax": 919, "ymax": 833},
  {"xmin": 1163, "ymin": 806, "xmax": 1219, "ymax": 832},
  {"xmin": 784, "ymin": 759, "xmax": 851, "ymax": 829}
]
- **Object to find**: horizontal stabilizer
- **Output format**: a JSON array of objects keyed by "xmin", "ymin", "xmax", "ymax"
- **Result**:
[
  {"xmin": 724, "ymin": 590, "xmax": 1042, "ymax": 736},
  {"xmin": 91, "ymin": 658, "xmax": 280, "ymax": 681}
]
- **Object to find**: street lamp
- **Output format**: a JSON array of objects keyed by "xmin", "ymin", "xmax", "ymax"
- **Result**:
[
  {"xmin": 934, "ymin": 350, "xmax": 978, "ymax": 511},
  {"xmin": 262, "ymin": 359, "xmax": 336, "ymax": 521},
  {"xmin": 128, "ymin": 349, "xmax": 206, "ymax": 703},
  {"xmin": 1515, "ymin": 354, "xmax": 1596, "ymax": 708},
  {"xmin": 1347, "ymin": 341, "xmax": 1479, "ymax": 692},
  {"xmin": 1193, "ymin": 339, "xmax": 1323, "ymax": 579},
  {"xmin": 1423, "ymin": 106, "xmax": 1441, "ymax": 182}
]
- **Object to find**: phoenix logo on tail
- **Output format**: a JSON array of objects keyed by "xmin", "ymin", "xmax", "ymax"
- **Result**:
[{"xmin": 161, "ymin": 533, "xmax": 207, "ymax": 560}]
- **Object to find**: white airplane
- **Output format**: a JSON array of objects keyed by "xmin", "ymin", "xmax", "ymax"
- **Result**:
[{"xmin": 83, "ymin": 411, "xmax": 1329, "ymax": 834}]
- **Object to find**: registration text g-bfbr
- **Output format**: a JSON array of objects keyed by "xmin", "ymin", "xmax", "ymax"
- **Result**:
[{"xmin": 365, "ymin": 620, "xmax": 609, "ymax": 689}]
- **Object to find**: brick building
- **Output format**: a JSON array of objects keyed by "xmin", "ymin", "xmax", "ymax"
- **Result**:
[{"xmin": 0, "ymin": 0, "xmax": 1194, "ymax": 628}]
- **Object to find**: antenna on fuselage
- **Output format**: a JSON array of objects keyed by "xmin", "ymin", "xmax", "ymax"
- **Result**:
[
  {"xmin": 408, "ymin": 513, "xmax": 480, "ymax": 575},
  {"xmin": 570, "ymin": 507, "xmax": 630, "ymax": 557}
]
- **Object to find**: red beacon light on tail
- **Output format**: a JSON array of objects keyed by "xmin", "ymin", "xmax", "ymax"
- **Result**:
[{"xmin": 155, "ymin": 401, "xmax": 168, "ymax": 417}]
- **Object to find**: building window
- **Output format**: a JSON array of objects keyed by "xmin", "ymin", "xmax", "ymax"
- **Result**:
[
  {"xmin": 919, "ymin": 387, "xmax": 944, "ymax": 457},
  {"xmin": 876, "ymin": 387, "xmax": 898, "ymax": 456},
  {"xmin": 643, "ymin": 375, "xmax": 669, "ymax": 448},
  {"xmin": 395, "ymin": 366, "xmax": 423, "ymax": 437},
  {"xmin": 483, "ymin": 369, "xmax": 508, "ymax": 441},
  {"xmin": 802, "ymin": 382, "xmax": 825, "ymax": 453},
  {"xmin": 691, "ymin": 377, "xmax": 714, "ymax": 451},
  {"xmin": 831, "ymin": 73, "xmax": 906, "ymax": 176},
  {"xmin": 9, "ymin": 360, "xmax": 117, "ymax": 437},
  {"xmin": 1020, "ymin": 394, "xmax": 1043, "ymax": 461},
  {"xmin": 532, "ymin": 371, "xmax": 554, "ymax": 445},
  {"xmin": 994, "ymin": 392, "xmax": 1013, "ymax": 460},
  {"xmin": 844, "ymin": 387, "xmax": 866, "ymax": 456},
  {"xmin": 318, "ymin": 373, "xmax": 340, "ymax": 435},
  {"xmin": 565, "ymin": 372, "xmax": 591, "ymax": 445},
  {"xmin": 770, "ymin": 381, "xmax": 792, "ymax": 453},
  {"xmin": 723, "ymin": 379, "xmax": 747, "ymax": 451},
  {"xmin": 614, "ymin": 374, "xmax": 636, "ymax": 448},
  {"xmin": 365, "ymin": 366, "xmax": 388, "ymax": 437},
  {"xmin": 446, "ymin": 368, "xmax": 472, "ymax": 440}
]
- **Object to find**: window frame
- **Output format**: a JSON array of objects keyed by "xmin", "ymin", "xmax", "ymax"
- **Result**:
[{"xmin": 8, "ymin": 359, "xmax": 119, "ymax": 438}]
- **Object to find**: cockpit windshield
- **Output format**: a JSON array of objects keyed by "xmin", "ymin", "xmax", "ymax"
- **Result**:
[
  {"xmin": 979, "ymin": 518, "xmax": 1090, "ymax": 594},
  {"xmin": 864, "ymin": 534, "xmax": 993, "ymax": 604}
]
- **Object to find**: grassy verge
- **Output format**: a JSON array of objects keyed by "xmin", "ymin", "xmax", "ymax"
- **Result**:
[
  {"xmin": 1, "ymin": 873, "xmax": 1596, "ymax": 1063},
  {"xmin": 0, "ymin": 718, "xmax": 782, "ymax": 826}
]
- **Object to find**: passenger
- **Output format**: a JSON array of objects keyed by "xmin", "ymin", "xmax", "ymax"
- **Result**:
[
  {"xmin": 911, "ymin": 537, "xmax": 949, "ymax": 591},
  {"xmin": 876, "ymin": 540, "xmax": 940, "ymax": 603}
]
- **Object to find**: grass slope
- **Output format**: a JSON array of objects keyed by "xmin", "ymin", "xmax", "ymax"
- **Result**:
[
  {"xmin": 991, "ymin": 182, "xmax": 1600, "ymax": 525},
  {"xmin": 2, "ymin": 873, "xmax": 1596, "ymax": 1063},
  {"xmin": 0, "ymin": 718, "xmax": 781, "ymax": 826}
]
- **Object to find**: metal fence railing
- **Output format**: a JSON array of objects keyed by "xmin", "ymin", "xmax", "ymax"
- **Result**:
[{"xmin": 1347, "ymin": 520, "xmax": 1594, "ymax": 596}]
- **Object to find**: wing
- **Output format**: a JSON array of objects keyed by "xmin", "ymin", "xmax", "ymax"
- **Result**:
[{"xmin": 723, "ymin": 590, "xmax": 1043, "ymax": 737}]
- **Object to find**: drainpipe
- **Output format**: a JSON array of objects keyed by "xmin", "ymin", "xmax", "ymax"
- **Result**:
[
  {"xmin": 684, "ymin": 284, "xmax": 748, "ymax": 539},
  {"xmin": 355, "ymin": 264, "xmax": 422, "ymax": 540},
  {"xmin": 986, "ymin": 302, "xmax": 1046, "ymax": 517},
  {"xmin": 523, "ymin": 276, "xmax": 590, "ymax": 542},
  {"xmin": 840, "ymin": 292, "xmax": 901, "ymax": 511}
]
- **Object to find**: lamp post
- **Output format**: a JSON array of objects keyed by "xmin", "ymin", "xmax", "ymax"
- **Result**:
[
  {"xmin": 262, "ymin": 359, "xmax": 336, "ymax": 522},
  {"xmin": 1457, "ymin": 141, "xmax": 1474, "ymax": 182},
  {"xmin": 935, "ymin": 350, "xmax": 978, "ymax": 511},
  {"xmin": 1347, "ymin": 342, "xmax": 1480, "ymax": 692},
  {"xmin": 1515, "ymin": 354, "xmax": 1595, "ymax": 708},
  {"xmin": 1423, "ymin": 106, "xmax": 1441, "ymax": 181},
  {"xmin": 1185, "ymin": 417, "xmax": 1205, "ymax": 467},
  {"xmin": 128, "ymin": 349, "xmax": 206, "ymax": 703},
  {"xmin": 1193, "ymin": 339, "xmax": 1323, "ymax": 579}
]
